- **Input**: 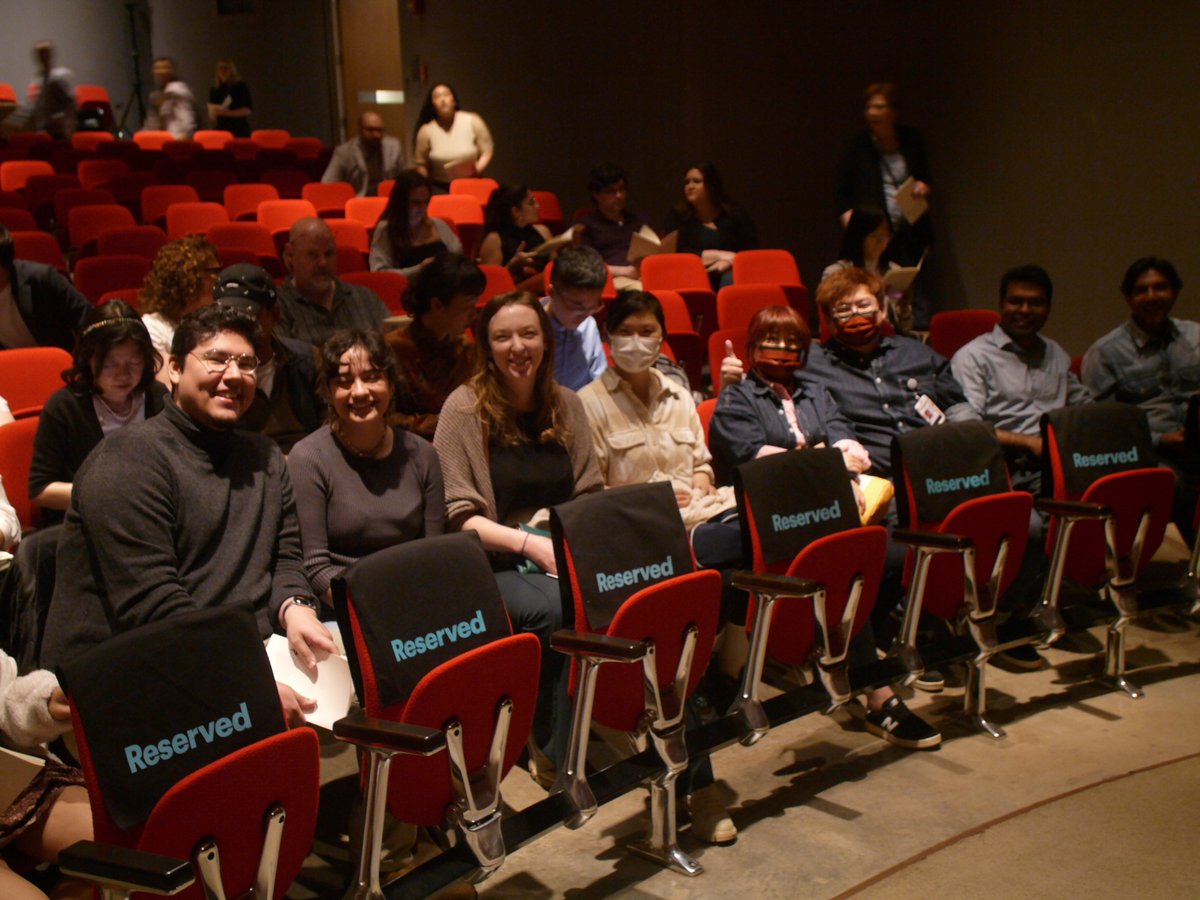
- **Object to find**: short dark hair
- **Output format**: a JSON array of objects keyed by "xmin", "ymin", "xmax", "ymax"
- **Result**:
[
  {"xmin": 410, "ymin": 252, "xmax": 485, "ymax": 317},
  {"xmin": 67, "ymin": 300, "xmax": 158, "ymax": 398},
  {"xmin": 317, "ymin": 329, "xmax": 397, "ymax": 422},
  {"xmin": 1000, "ymin": 264, "xmax": 1053, "ymax": 304},
  {"xmin": 550, "ymin": 245, "xmax": 607, "ymax": 292},
  {"xmin": 170, "ymin": 304, "xmax": 259, "ymax": 362},
  {"xmin": 588, "ymin": 163, "xmax": 626, "ymax": 197},
  {"xmin": 607, "ymin": 290, "xmax": 665, "ymax": 335},
  {"xmin": 1121, "ymin": 257, "xmax": 1182, "ymax": 298}
]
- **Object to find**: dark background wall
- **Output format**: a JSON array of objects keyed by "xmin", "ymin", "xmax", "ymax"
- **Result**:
[{"xmin": 3, "ymin": 1, "xmax": 1196, "ymax": 355}]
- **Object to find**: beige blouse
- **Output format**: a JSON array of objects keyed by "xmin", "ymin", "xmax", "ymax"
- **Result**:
[
  {"xmin": 579, "ymin": 368, "xmax": 736, "ymax": 529},
  {"xmin": 414, "ymin": 111, "xmax": 494, "ymax": 184}
]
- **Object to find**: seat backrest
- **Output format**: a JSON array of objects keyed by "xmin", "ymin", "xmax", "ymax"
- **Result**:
[
  {"xmin": 0, "ymin": 83, "xmax": 17, "ymax": 104},
  {"xmin": 652, "ymin": 289, "xmax": 699, "ymax": 337},
  {"xmin": 928, "ymin": 309, "xmax": 1002, "ymax": 359},
  {"xmin": 0, "ymin": 191, "xmax": 27, "ymax": 210},
  {"xmin": 223, "ymin": 182, "xmax": 280, "ymax": 222},
  {"xmin": 696, "ymin": 397, "xmax": 717, "ymax": 448},
  {"xmin": 76, "ymin": 158, "xmax": 130, "ymax": 191},
  {"xmin": 74, "ymin": 84, "xmax": 112, "ymax": 105},
  {"xmin": 1, "ymin": 160, "xmax": 54, "ymax": 192},
  {"xmin": 0, "ymin": 207, "xmax": 36, "ymax": 231},
  {"xmin": 428, "ymin": 193, "xmax": 485, "ymax": 226},
  {"xmin": 11, "ymin": 230, "xmax": 67, "ymax": 271},
  {"xmin": 61, "ymin": 606, "xmax": 309, "ymax": 900},
  {"xmin": 53, "ymin": 187, "xmax": 116, "ymax": 230},
  {"xmin": 1042, "ymin": 402, "xmax": 1171, "ymax": 583},
  {"xmin": 166, "ymin": 202, "xmax": 229, "ymax": 240},
  {"xmin": 97, "ymin": 225, "xmax": 168, "ymax": 260},
  {"xmin": 732, "ymin": 249, "xmax": 801, "ymax": 286},
  {"xmin": 192, "ymin": 130, "xmax": 233, "ymax": 151},
  {"xmin": 302, "ymin": 180, "xmax": 355, "ymax": 214},
  {"xmin": 551, "ymin": 482, "xmax": 719, "ymax": 730},
  {"xmin": 283, "ymin": 137, "xmax": 323, "ymax": 159},
  {"xmin": 132, "ymin": 130, "xmax": 175, "ymax": 151},
  {"xmin": 325, "ymin": 217, "xmax": 369, "ymax": 253},
  {"xmin": 641, "ymin": 252, "xmax": 712, "ymax": 292},
  {"xmin": 67, "ymin": 203, "xmax": 136, "ymax": 252},
  {"xmin": 183, "ymin": 168, "xmax": 237, "ymax": 203},
  {"xmin": 734, "ymin": 448, "xmax": 879, "ymax": 662},
  {"xmin": 0, "ymin": 416, "xmax": 39, "ymax": 529},
  {"xmin": 335, "ymin": 244, "xmax": 366, "ymax": 274},
  {"xmin": 141, "ymin": 184, "xmax": 201, "ymax": 227},
  {"xmin": 251, "ymin": 128, "xmax": 291, "ymax": 149},
  {"xmin": 0, "ymin": 347, "xmax": 71, "ymax": 419},
  {"xmin": 476, "ymin": 264, "xmax": 516, "ymax": 306},
  {"xmin": 449, "ymin": 177, "xmax": 498, "ymax": 206},
  {"xmin": 340, "ymin": 271, "xmax": 408, "ymax": 315},
  {"xmin": 716, "ymin": 283, "xmax": 789, "ymax": 330},
  {"xmin": 344, "ymin": 196, "xmax": 387, "ymax": 229},
  {"xmin": 334, "ymin": 533, "xmax": 536, "ymax": 824},
  {"xmin": 259, "ymin": 167, "xmax": 310, "ymax": 200},
  {"xmin": 225, "ymin": 138, "xmax": 260, "ymax": 160},
  {"xmin": 206, "ymin": 221, "xmax": 278, "ymax": 259},
  {"xmin": 706, "ymin": 326, "xmax": 746, "ymax": 398},
  {"xmin": 376, "ymin": 179, "xmax": 395, "ymax": 198},
  {"xmin": 530, "ymin": 190, "xmax": 564, "ymax": 231},
  {"xmin": 257, "ymin": 198, "xmax": 317, "ymax": 234},
  {"xmin": 73, "ymin": 255, "xmax": 153, "ymax": 303}
]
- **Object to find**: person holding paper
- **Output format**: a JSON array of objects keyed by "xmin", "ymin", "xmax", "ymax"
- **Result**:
[
  {"xmin": 42, "ymin": 305, "xmax": 333, "ymax": 726},
  {"xmin": 288, "ymin": 329, "xmax": 445, "ymax": 603},
  {"xmin": 835, "ymin": 84, "xmax": 932, "ymax": 318},
  {"xmin": 479, "ymin": 184, "xmax": 553, "ymax": 291},
  {"xmin": 412, "ymin": 83, "xmax": 494, "ymax": 192},
  {"xmin": 369, "ymin": 169, "xmax": 463, "ymax": 277},
  {"xmin": 822, "ymin": 207, "xmax": 915, "ymax": 334},
  {"xmin": 577, "ymin": 163, "xmax": 649, "ymax": 290},
  {"xmin": 662, "ymin": 162, "xmax": 758, "ymax": 290},
  {"xmin": 0, "ymin": 649, "xmax": 92, "ymax": 900}
]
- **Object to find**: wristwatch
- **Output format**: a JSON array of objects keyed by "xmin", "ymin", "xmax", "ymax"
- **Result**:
[{"xmin": 280, "ymin": 595, "xmax": 321, "ymax": 626}]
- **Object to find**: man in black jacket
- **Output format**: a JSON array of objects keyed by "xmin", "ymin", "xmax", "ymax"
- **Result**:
[{"xmin": 0, "ymin": 226, "xmax": 89, "ymax": 351}]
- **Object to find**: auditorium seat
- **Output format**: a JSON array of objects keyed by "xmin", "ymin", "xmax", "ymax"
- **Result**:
[
  {"xmin": 449, "ymin": 177, "xmax": 498, "ymax": 207},
  {"xmin": 23, "ymin": 173, "xmax": 80, "ymax": 230},
  {"xmin": 70, "ymin": 131, "xmax": 115, "ymax": 153},
  {"xmin": 132, "ymin": 130, "xmax": 175, "ymax": 151},
  {"xmin": 341, "ymin": 271, "xmax": 407, "ymax": 316},
  {"xmin": 140, "ymin": 184, "xmax": 200, "ymax": 228},
  {"xmin": 251, "ymin": 129, "xmax": 291, "ymax": 149},
  {"xmin": 11, "ymin": 230, "xmax": 67, "ymax": 271},
  {"xmin": 184, "ymin": 168, "xmax": 237, "ymax": 203},
  {"xmin": 165, "ymin": 202, "xmax": 229, "ymax": 240},
  {"xmin": 260, "ymin": 167, "xmax": 309, "ymax": 200},
  {"xmin": 66, "ymin": 204, "xmax": 136, "ymax": 257},
  {"xmin": 223, "ymin": 183, "xmax": 280, "ymax": 222},
  {"xmin": 53, "ymin": 188, "xmax": 116, "ymax": 237},
  {"xmin": 257, "ymin": 199, "xmax": 317, "ymax": 240},
  {"xmin": 476, "ymin": 265, "xmax": 515, "ymax": 306},
  {"xmin": 0, "ymin": 208, "xmax": 36, "ymax": 231},
  {"xmin": 0, "ymin": 347, "xmax": 72, "ymax": 419},
  {"xmin": 193, "ymin": 130, "xmax": 233, "ymax": 151},
  {"xmin": 0, "ymin": 160, "xmax": 54, "ymax": 193},
  {"xmin": 303, "ymin": 181, "xmax": 355, "ymax": 218},
  {"xmin": 344, "ymin": 197, "xmax": 387, "ymax": 231},
  {"xmin": 97, "ymin": 225, "xmax": 168, "ymax": 260},
  {"xmin": 732, "ymin": 249, "xmax": 809, "ymax": 318},
  {"xmin": 326, "ymin": 218, "xmax": 369, "ymax": 253},
  {"xmin": 207, "ymin": 222, "xmax": 281, "ymax": 275},
  {"xmin": 284, "ymin": 137, "xmax": 322, "ymax": 159},
  {"xmin": 0, "ymin": 191, "xmax": 27, "ymax": 210},
  {"xmin": 76, "ymin": 159, "xmax": 129, "ymax": 191},
  {"xmin": 928, "ymin": 310, "xmax": 1001, "ymax": 360},
  {"xmin": 531, "ymin": 190, "xmax": 564, "ymax": 234},
  {"xmin": 0, "ymin": 417, "xmax": 41, "ymax": 531},
  {"xmin": 716, "ymin": 283, "xmax": 790, "ymax": 330},
  {"xmin": 73, "ymin": 255, "xmax": 153, "ymax": 304}
]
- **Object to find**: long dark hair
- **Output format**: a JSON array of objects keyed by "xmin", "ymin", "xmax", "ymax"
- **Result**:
[
  {"xmin": 317, "ymin": 329, "xmax": 398, "ymax": 425},
  {"xmin": 381, "ymin": 169, "xmax": 432, "ymax": 259},
  {"xmin": 482, "ymin": 184, "xmax": 530, "ymax": 239},
  {"xmin": 673, "ymin": 161, "xmax": 735, "ymax": 220},
  {"xmin": 839, "ymin": 207, "xmax": 891, "ymax": 267},
  {"xmin": 416, "ymin": 82, "xmax": 458, "ymax": 129},
  {"xmin": 66, "ymin": 300, "xmax": 158, "ymax": 398}
]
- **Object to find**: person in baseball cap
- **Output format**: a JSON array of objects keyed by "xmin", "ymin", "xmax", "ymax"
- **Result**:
[{"xmin": 215, "ymin": 264, "xmax": 323, "ymax": 451}]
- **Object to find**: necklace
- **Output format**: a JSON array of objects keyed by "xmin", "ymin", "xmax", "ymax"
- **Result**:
[{"xmin": 334, "ymin": 422, "xmax": 389, "ymax": 458}]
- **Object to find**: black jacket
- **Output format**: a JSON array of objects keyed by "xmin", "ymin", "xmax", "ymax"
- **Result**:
[{"xmin": 6, "ymin": 261, "xmax": 91, "ymax": 351}]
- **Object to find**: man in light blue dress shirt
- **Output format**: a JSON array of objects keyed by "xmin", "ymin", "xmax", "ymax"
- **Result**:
[{"xmin": 542, "ymin": 246, "xmax": 608, "ymax": 391}]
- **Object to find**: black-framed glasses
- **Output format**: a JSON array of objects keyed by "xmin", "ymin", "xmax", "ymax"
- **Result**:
[{"xmin": 190, "ymin": 351, "xmax": 259, "ymax": 375}]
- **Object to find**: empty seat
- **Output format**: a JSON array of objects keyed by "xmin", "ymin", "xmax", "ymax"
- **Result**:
[
  {"xmin": 716, "ymin": 283, "xmax": 790, "ymax": 330},
  {"xmin": 184, "ymin": 168, "xmax": 237, "ymax": 203},
  {"xmin": 257, "ymin": 199, "xmax": 317, "ymax": 238},
  {"xmin": 66, "ymin": 204, "xmax": 136, "ymax": 256},
  {"xmin": 75, "ymin": 159, "xmax": 129, "ymax": 191},
  {"xmin": 642, "ymin": 253, "xmax": 718, "ymax": 340},
  {"xmin": 0, "ymin": 417, "xmax": 41, "ymax": 531},
  {"xmin": 476, "ymin": 265, "xmax": 516, "ymax": 306},
  {"xmin": 165, "ymin": 202, "xmax": 229, "ymax": 240},
  {"xmin": 70, "ymin": 131, "xmax": 115, "ymax": 152},
  {"xmin": 251, "ymin": 128, "xmax": 291, "ymax": 148},
  {"xmin": 192, "ymin": 129, "xmax": 233, "ymax": 151},
  {"xmin": 928, "ymin": 309, "xmax": 1002, "ymax": 359},
  {"xmin": 0, "ymin": 191, "xmax": 27, "ymax": 210},
  {"xmin": 223, "ymin": 183, "xmax": 279, "ymax": 222},
  {"xmin": 731, "ymin": 249, "xmax": 809, "ymax": 318},
  {"xmin": 140, "ymin": 184, "xmax": 200, "ymax": 228},
  {"xmin": 326, "ymin": 218, "xmax": 369, "ymax": 253},
  {"xmin": 344, "ymin": 196, "xmax": 388, "ymax": 230},
  {"xmin": 449, "ymin": 177, "xmax": 498, "ymax": 207},
  {"xmin": 53, "ymin": 188, "xmax": 116, "ymax": 235},
  {"xmin": 96, "ymin": 225, "xmax": 168, "ymax": 260},
  {"xmin": 0, "ymin": 347, "xmax": 73, "ymax": 419},
  {"xmin": 283, "ymin": 137, "xmax": 322, "ymax": 159},
  {"xmin": 23, "ymin": 173, "xmax": 81, "ymax": 230},
  {"xmin": 340, "ymin": 271, "xmax": 408, "ymax": 316},
  {"xmin": 0, "ymin": 208, "xmax": 36, "ymax": 231},
  {"xmin": 303, "ymin": 181, "xmax": 355, "ymax": 218},
  {"xmin": 207, "ymin": 221, "xmax": 280, "ymax": 271},
  {"xmin": 531, "ymin": 190, "xmax": 564, "ymax": 233},
  {"xmin": 0, "ymin": 160, "xmax": 54, "ymax": 192},
  {"xmin": 10, "ymin": 230, "xmax": 67, "ymax": 271},
  {"xmin": 260, "ymin": 167, "xmax": 309, "ymax": 200},
  {"xmin": 73, "ymin": 255, "xmax": 153, "ymax": 304},
  {"xmin": 132, "ymin": 130, "xmax": 175, "ymax": 151}
]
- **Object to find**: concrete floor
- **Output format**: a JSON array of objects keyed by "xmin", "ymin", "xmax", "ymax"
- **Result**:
[{"xmin": 477, "ymin": 614, "xmax": 1200, "ymax": 899}]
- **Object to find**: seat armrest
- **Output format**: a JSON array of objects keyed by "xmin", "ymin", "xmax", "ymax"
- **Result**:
[
  {"xmin": 1035, "ymin": 498, "xmax": 1111, "ymax": 519},
  {"xmin": 58, "ymin": 840, "xmax": 194, "ymax": 895},
  {"xmin": 550, "ymin": 629, "xmax": 646, "ymax": 662},
  {"xmin": 731, "ymin": 570, "xmax": 822, "ymax": 597},
  {"xmin": 892, "ymin": 528, "xmax": 971, "ymax": 551},
  {"xmin": 333, "ymin": 711, "xmax": 445, "ymax": 756}
]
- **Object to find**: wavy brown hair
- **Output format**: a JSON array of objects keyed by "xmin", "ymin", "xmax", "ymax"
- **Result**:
[
  {"xmin": 469, "ymin": 291, "xmax": 569, "ymax": 448},
  {"xmin": 139, "ymin": 235, "xmax": 219, "ymax": 323}
]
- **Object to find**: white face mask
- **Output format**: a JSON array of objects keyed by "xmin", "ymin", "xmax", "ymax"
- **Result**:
[{"xmin": 609, "ymin": 333, "xmax": 661, "ymax": 374}]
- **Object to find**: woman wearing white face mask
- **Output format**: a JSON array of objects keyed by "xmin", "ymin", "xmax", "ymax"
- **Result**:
[
  {"xmin": 369, "ymin": 169, "xmax": 463, "ymax": 277},
  {"xmin": 578, "ymin": 291, "xmax": 738, "ymax": 537}
]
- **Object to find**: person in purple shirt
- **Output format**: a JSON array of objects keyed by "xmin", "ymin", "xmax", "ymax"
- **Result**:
[{"xmin": 577, "ymin": 163, "xmax": 648, "ymax": 290}]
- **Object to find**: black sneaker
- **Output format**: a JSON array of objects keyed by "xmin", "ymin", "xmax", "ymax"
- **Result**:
[
  {"xmin": 865, "ymin": 697, "xmax": 942, "ymax": 750},
  {"xmin": 997, "ymin": 643, "xmax": 1044, "ymax": 670}
]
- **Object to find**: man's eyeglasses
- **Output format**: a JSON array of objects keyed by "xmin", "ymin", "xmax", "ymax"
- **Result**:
[
  {"xmin": 190, "ymin": 351, "xmax": 259, "ymax": 375},
  {"xmin": 829, "ymin": 300, "xmax": 878, "ymax": 321}
]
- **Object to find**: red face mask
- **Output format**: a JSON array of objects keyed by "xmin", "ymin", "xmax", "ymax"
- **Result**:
[
  {"xmin": 753, "ymin": 345, "xmax": 806, "ymax": 384},
  {"xmin": 835, "ymin": 314, "xmax": 881, "ymax": 348}
]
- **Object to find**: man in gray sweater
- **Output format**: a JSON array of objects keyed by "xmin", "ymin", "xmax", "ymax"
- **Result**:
[{"xmin": 42, "ymin": 306, "xmax": 335, "ymax": 723}]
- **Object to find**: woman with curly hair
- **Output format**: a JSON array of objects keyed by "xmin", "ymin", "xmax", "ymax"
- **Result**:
[
  {"xmin": 139, "ymin": 235, "xmax": 220, "ymax": 384},
  {"xmin": 30, "ymin": 300, "xmax": 168, "ymax": 524}
]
